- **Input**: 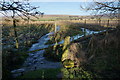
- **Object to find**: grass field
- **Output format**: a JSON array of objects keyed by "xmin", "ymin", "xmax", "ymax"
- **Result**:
[{"xmin": 1, "ymin": 14, "xmax": 118, "ymax": 27}]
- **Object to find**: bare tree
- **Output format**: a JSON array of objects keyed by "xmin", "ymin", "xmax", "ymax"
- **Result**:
[
  {"xmin": 0, "ymin": 0, "xmax": 40, "ymax": 49},
  {"xmin": 81, "ymin": 0, "xmax": 120, "ymax": 27}
]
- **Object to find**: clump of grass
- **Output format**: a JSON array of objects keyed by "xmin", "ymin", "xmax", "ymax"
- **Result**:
[
  {"xmin": 85, "ymin": 29, "xmax": 120, "ymax": 78},
  {"xmin": 61, "ymin": 67, "xmax": 93, "ymax": 79},
  {"xmin": 45, "ymin": 21, "xmax": 83, "ymax": 45},
  {"xmin": 17, "ymin": 68, "xmax": 61, "ymax": 79},
  {"xmin": 2, "ymin": 47, "xmax": 29, "ymax": 79},
  {"xmin": 44, "ymin": 45, "xmax": 63, "ymax": 62}
]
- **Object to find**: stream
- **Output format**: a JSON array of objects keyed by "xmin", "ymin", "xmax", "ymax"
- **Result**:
[{"xmin": 11, "ymin": 26, "xmax": 106, "ymax": 77}]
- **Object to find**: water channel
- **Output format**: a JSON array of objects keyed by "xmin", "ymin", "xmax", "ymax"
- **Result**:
[{"xmin": 11, "ymin": 26, "xmax": 106, "ymax": 77}]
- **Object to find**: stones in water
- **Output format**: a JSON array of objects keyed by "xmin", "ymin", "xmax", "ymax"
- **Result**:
[
  {"xmin": 33, "ymin": 59, "xmax": 38, "ymax": 64},
  {"xmin": 40, "ymin": 61, "xmax": 44, "ymax": 64},
  {"xmin": 26, "ymin": 62, "xmax": 32, "ymax": 67},
  {"xmin": 11, "ymin": 68, "xmax": 25, "ymax": 77},
  {"xmin": 11, "ymin": 27, "xmax": 62, "ymax": 77},
  {"xmin": 11, "ymin": 68, "xmax": 25, "ymax": 73},
  {"xmin": 29, "ymin": 53, "xmax": 34, "ymax": 57}
]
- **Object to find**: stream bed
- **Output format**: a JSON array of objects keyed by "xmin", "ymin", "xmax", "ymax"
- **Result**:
[{"xmin": 11, "ymin": 26, "xmax": 106, "ymax": 77}]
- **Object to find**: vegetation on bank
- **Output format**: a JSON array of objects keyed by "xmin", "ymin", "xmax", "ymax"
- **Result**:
[
  {"xmin": 17, "ymin": 68, "xmax": 94, "ymax": 79},
  {"xmin": 44, "ymin": 21, "xmax": 107, "ymax": 62},
  {"xmin": 2, "ymin": 19, "xmax": 120, "ymax": 79},
  {"xmin": 44, "ymin": 22, "xmax": 85, "ymax": 62},
  {"xmin": 45, "ymin": 21, "xmax": 84, "ymax": 45},
  {"xmin": 84, "ymin": 28, "xmax": 120, "ymax": 78},
  {"xmin": 2, "ymin": 23, "xmax": 55, "ymax": 79},
  {"xmin": 44, "ymin": 23, "xmax": 120, "ymax": 78},
  {"xmin": 1, "ymin": 0, "xmax": 119, "ymax": 79},
  {"xmin": 17, "ymin": 68, "xmax": 61, "ymax": 79}
]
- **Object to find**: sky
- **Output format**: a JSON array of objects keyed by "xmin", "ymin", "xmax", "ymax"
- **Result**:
[
  {"xmin": 0, "ymin": 0, "xmax": 118, "ymax": 16},
  {"xmin": 0, "ymin": 2, "xmax": 92, "ymax": 16},
  {"xmin": 29, "ymin": 0, "xmax": 92, "ymax": 2},
  {"xmin": 30, "ymin": 2, "xmax": 91, "ymax": 15},
  {"xmin": 10, "ymin": 0, "xmax": 117, "ymax": 2}
]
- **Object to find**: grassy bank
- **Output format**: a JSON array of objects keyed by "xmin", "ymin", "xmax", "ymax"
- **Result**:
[
  {"xmin": 17, "ymin": 68, "xmax": 61, "ymax": 79},
  {"xmin": 17, "ymin": 67, "xmax": 93, "ymax": 79},
  {"xmin": 44, "ymin": 22, "xmax": 120, "ymax": 78},
  {"xmin": 83, "ymin": 28, "xmax": 120, "ymax": 78},
  {"xmin": 44, "ymin": 21, "xmax": 110, "ymax": 62},
  {"xmin": 2, "ymin": 19, "xmax": 119, "ymax": 79},
  {"xmin": 2, "ymin": 23, "xmax": 55, "ymax": 79}
]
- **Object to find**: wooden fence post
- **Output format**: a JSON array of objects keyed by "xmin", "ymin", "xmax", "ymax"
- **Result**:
[
  {"xmin": 107, "ymin": 19, "xmax": 109, "ymax": 27},
  {"xmin": 55, "ymin": 22, "xmax": 57, "ymax": 32},
  {"xmin": 99, "ymin": 19, "xmax": 101, "ymax": 26},
  {"xmin": 84, "ymin": 19, "xmax": 86, "ymax": 27}
]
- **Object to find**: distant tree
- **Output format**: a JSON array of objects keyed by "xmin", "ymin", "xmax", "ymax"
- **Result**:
[
  {"xmin": 79, "ymin": 17, "xmax": 83, "ymax": 20},
  {"xmin": 0, "ymin": 0, "xmax": 40, "ymax": 49},
  {"xmin": 81, "ymin": 0, "xmax": 120, "ymax": 26},
  {"xmin": 91, "ymin": 17, "xmax": 94, "ymax": 19},
  {"xmin": 94, "ymin": 15, "xmax": 103, "ymax": 25},
  {"xmin": 41, "ymin": 12, "xmax": 44, "ymax": 17}
]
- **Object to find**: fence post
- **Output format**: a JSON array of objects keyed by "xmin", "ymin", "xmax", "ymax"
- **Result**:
[
  {"xmin": 55, "ymin": 22, "xmax": 57, "ymax": 32},
  {"xmin": 107, "ymin": 19, "xmax": 109, "ymax": 27},
  {"xmin": 99, "ymin": 19, "xmax": 101, "ymax": 26},
  {"xmin": 84, "ymin": 19, "xmax": 86, "ymax": 27}
]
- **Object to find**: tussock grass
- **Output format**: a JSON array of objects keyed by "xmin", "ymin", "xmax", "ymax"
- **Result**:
[{"xmin": 83, "ymin": 28, "xmax": 120, "ymax": 78}]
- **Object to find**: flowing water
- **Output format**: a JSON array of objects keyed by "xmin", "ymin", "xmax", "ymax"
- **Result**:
[
  {"xmin": 58, "ymin": 28, "xmax": 106, "ymax": 44},
  {"xmin": 11, "ymin": 26, "xmax": 61, "ymax": 77},
  {"xmin": 11, "ymin": 26, "xmax": 106, "ymax": 77}
]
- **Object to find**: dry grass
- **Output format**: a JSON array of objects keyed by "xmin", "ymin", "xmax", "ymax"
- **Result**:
[
  {"xmin": 83, "ymin": 28, "xmax": 120, "ymax": 77},
  {"xmin": 1, "ymin": 15, "xmax": 118, "ymax": 28}
]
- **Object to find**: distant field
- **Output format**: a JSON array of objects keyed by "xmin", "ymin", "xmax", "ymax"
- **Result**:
[{"xmin": 1, "ymin": 14, "xmax": 118, "ymax": 28}]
